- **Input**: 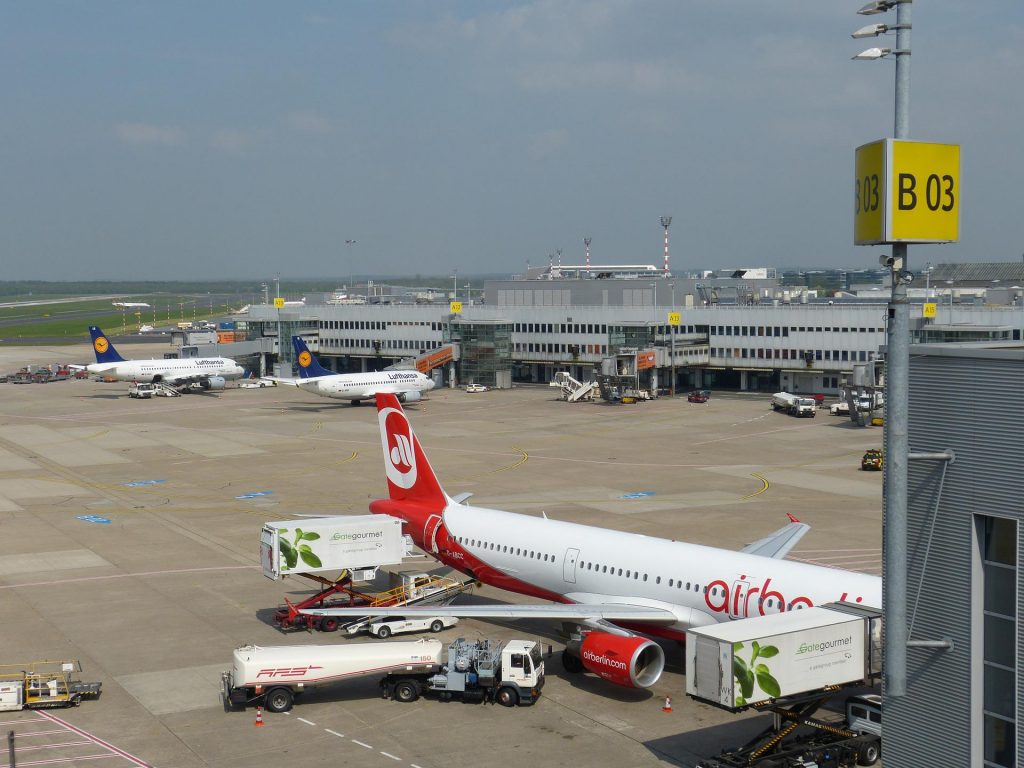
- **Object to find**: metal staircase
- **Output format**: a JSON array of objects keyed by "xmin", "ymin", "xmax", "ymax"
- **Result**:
[{"xmin": 550, "ymin": 371, "xmax": 597, "ymax": 402}]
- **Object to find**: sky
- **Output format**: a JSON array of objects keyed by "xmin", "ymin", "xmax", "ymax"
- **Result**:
[{"xmin": 3, "ymin": 1, "xmax": 1022, "ymax": 281}]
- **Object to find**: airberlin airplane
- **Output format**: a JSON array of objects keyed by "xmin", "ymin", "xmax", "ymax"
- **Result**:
[{"xmin": 302, "ymin": 393, "xmax": 882, "ymax": 692}]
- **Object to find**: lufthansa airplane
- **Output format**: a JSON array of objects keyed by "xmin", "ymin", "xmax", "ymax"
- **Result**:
[
  {"xmin": 78, "ymin": 326, "xmax": 244, "ymax": 390},
  {"xmin": 269, "ymin": 336, "xmax": 435, "ymax": 405},
  {"xmin": 300, "ymin": 393, "xmax": 882, "ymax": 692}
]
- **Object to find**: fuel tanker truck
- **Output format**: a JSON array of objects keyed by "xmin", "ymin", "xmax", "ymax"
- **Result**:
[{"xmin": 223, "ymin": 636, "xmax": 543, "ymax": 712}]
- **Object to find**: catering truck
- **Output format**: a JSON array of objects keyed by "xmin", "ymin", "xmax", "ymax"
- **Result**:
[
  {"xmin": 223, "ymin": 637, "xmax": 543, "ymax": 712},
  {"xmin": 260, "ymin": 515, "xmax": 407, "ymax": 580},
  {"xmin": 771, "ymin": 391, "xmax": 816, "ymax": 418},
  {"xmin": 687, "ymin": 602, "xmax": 882, "ymax": 767}
]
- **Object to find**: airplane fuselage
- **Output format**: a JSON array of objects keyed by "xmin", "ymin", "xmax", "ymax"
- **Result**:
[
  {"xmin": 88, "ymin": 357, "xmax": 244, "ymax": 384},
  {"xmin": 299, "ymin": 371, "xmax": 435, "ymax": 401},
  {"xmin": 371, "ymin": 498, "xmax": 882, "ymax": 639}
]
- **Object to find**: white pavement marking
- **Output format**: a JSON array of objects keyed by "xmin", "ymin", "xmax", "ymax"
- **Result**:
[
  {"xmin": 351, "ymin": 740, "xmax": 374, "ymax": 750},
  {"xmin": 10, "ymin": 740, "xmax": 92, "ymax": 753},
  {"xmin": 379, "ymin": 752, "xmax": 401, "ymax": 761},
  {"xmin": 324, "ymin": 728, "xmax": 345, "ymax": 738},
  {"xmin": 35, "ymin": 710, "xmax": 153, "ymax": 767},
  {"xmin": 296, "ymin": 717, "xmax": 316, "ymax": 726},
  {"xmin": 0, "ymin": 717, "xmax": 45, "ymax": 725},
  {"xmin": 0, "ymin": 565, "xmax": 259, "ymax": 590},
  {"xmin": 0, "ymin": 756, "xmax": 116, "ymax": 767}
]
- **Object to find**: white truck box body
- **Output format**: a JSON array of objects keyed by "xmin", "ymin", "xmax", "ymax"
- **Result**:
[
  {"xmin": 686, "ymin": 606, "xmax": 878, "ymax": 710},
  {"xmin": 0, "ymin": 681, "xmax": 24, "ymax": 711},
  {"xmin": 232, "ymin": 639, "xmax": 443, "ymax": 687},
  {"xmin": 261, "ymin": 515, "xmax": 405, "ymax": 579}
]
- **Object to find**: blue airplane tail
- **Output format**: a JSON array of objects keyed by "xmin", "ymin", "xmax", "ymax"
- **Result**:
[
  {"xmin": 292, "ymin": 336, "xmax": 333, "ymax": 378},
  {"xmin": 88, "ymin": 326, "xmax": 125, "ymax": 364}
]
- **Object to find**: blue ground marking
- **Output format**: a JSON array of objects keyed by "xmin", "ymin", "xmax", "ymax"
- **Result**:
[
  {"xmin": 124, "ymin": 480, "xmax": 166, "ymax": 487},
  {"xmin": 622, "ymin": 491, "xmax": 656, "ymax": 499},
  {"xmin": 76, "ymin": 515, "xmax": 112, "ymax": 524},
  {"xmin": 236, "ymin": 491, "xmax": 273, "ymax": 500}
]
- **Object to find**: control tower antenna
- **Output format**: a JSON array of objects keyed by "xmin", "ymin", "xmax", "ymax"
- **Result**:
[
  {"xmin": 584, "ymin": 237, "xmax": 592, "ymax": 276},
  {"xmin": 660, "ymin": 216, "xmax": 673, "ymax": 276}
]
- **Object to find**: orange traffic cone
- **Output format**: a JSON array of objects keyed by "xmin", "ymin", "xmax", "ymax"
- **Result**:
[
  {"xmin": 662, "ymin": 696, "xmax": 673, "ymax": 713},
  {"xmin": 254, "ymin": 706, "xmax": 265, "ymax": 727}
]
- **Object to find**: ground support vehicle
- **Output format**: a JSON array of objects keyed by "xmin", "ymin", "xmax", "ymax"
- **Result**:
[
  {"xmin": 0, "ymin": 661, "xmax": 102, "ymax": 711},
  {"xmin": 223, "ymin": 637, "xmax": 542, "ymax": 712},
  {"xmin": 381, "ymin": 637, "xmax": 544, "ymax": 707},
  {"xmin": 688, "ymin": 391, "xmax": 709, "ymax": 403},
  {"xmin": 861, "ymin": 450, "xmax": 883, "ymax": 471},
  {"xmin": 275, "ymin": 571, "xmax": 474, "ymax": 633},
  {"xmin": 695, "ymin": 692, "xmax": 881, "ymax": 768},
  {"xmin": 687, "ymin": 603, "xmax": 881, "ymax": 767},
  {"xmin": 129, "ymin": 381, "xmax": 157, "ymax": 398},
  {"xmin": 771, "ymin": 392, "xmax": 816, "ymax": 417},
  {"xmin": 361, "ymin": 614, "xmax": 459, "ymax": 639}
]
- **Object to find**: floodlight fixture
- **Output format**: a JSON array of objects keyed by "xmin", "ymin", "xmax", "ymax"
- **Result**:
[
  {"xmin": 858, "ymin": 0, "xmax": 895, "ymax": 15},
  {"xmin": 852, "ymin": 23, "xmax": 887, "ymax": 38},
  {"xmin": 852, "ymin": 47, "xmax": 891, "ymax": 60}
]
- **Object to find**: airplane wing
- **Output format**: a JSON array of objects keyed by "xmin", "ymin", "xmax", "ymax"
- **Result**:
[
  {"xmin": 299, "ymin": 602, "xmax": 679, "ymax": 625},
  {"xmin": 261, "ymin": 376, "xmax": 303, "ymax": 387},
  {"xmin": 741, "ymin": 515, "xmax": 810, "ymax": 559}
]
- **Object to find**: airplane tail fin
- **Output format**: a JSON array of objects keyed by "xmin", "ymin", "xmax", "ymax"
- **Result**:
[
  {"xmin": 88, "ymin": 326, "xmax": 125, "ymax": 363},
  {"xmin": 292, "ymin": 336, "xmax": 334, "ymax": 378},
  {"xmin": 376, "ymin": 393, "xmax": 448, "ymax": 510}
]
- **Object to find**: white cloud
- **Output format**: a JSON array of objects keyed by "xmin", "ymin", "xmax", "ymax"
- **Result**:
[
  {"xmin": 115, "ymin": 122, "xmax": 184, "ymax": 146},
  {"xmin": 210, "ymin": 128, "xmax": 259, "ymax": 154},
  {"xmin": 285, "ymin": 111, "xmax": 329, "ymax": 134}
]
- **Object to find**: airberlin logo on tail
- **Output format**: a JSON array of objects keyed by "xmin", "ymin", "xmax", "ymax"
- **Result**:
[
  {"xmin": 94, "ymin": 337, "xmax": 109, "ymax": 354},
  {"xmin": 379, "ymin": 406, "xmax": 417, "ymax": 489},
  {"xmin": 298, "ymin": 351, "xmax": 312, "ymax": 368}
]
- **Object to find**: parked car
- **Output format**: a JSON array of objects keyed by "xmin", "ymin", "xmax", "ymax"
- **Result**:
[
  {"xmin": 829, "ymin": 401, "xmax": 851, "ymax": 415},
  {"xmin": 465, "ymin": 383, "xmax": 488, "ymax": 393},
  {"xmin": 861, "ymin": 449, "xmax": 884, "ymax": 471},
  {"xmin": 367, "ymin": 615, "xmax": 459, "ymax": 639},
  {"xmin": 687, "ymin": 391, "xmax": 709, "ymax": 403}
]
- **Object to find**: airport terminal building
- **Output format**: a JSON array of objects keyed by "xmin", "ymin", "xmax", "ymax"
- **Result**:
[{"xmin": 238, "ymin": 265, "xmax": 1024, "ymax": 396}]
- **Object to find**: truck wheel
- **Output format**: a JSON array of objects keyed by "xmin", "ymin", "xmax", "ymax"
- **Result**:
[
  {"xmin": 393, "ymin": 681, "xmax": 419, "ymax": 703},
  {"xmin": 376, "ymin": 625, "xmax": 392, "ymax": 639},
  {"xmin": 562, "ymin": 650, "xmax": 584, "ymax": 673},
  {"xmin": 264, "ymin": 687, "xmax": 294, "ymax": 713},
  {"xmin": 68, "ymin": 694, "xmax": 82, "ymax": 708},
  {"xmin": 319, "ymin": 617, "xmax": 339, "ymax": 632},
  {"xmin": 496, "ymin": 687, "xmax": 518, "ymax": 707},
  {"xmin": 857, "ymin": 740, "xmax": 880, "ymax": 766},
  {"xmin": 430, "ymin": 620, "xmax": 444, "ymax": 633}
]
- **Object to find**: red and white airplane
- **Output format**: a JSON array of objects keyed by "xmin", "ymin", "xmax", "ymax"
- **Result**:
[{"xmin": 302, "ymin": 393, "xmax": 882, "ymax": 691}]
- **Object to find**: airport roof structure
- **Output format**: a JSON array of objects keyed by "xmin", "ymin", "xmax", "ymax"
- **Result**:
[{"xmin": 928, "ymin": 262, "xmax": 1024, "ymax": 286}]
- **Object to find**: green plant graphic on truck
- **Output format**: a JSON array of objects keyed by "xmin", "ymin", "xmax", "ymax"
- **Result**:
[
  {"xmin": 732, "ymin": 641, "xmax": 781, "ymax": 706},
  {"xmin": 277, "ymin": 528, "xmax": 322, "ymax": 571}
]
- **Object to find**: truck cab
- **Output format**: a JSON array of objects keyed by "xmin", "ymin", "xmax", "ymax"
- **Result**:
[
  {"xmin": 500, "ymin": 640, "xmax": 544, "ymax": 701},
  {"xmin": 128, "ymin": 382, "xmax": 158, "ymax": 399}
]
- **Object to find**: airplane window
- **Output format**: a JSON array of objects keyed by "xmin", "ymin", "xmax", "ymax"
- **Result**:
[
  {"xmin": 617, "ymin": 568, "xmax": 622, "ymax": 576},
  {"xmin": 625, "ymin": 570, "xmax": 631, "ymax": 578},
  {"xmin": 642, "ymin": 574, "xmax": 647, "ymax": 582},
  {"xmin": 668, "ymin": 579, "xmax": 673, "ymax": 587},
  {"xmin": 702, "ymin": 586, "xmax": 707, "ymax": 594},
  {"xmin": 602, "ymin": 566, "xmax": 607, "ymax": 573},
  {"xmin": 656, "ymin": 577, "xmax": 661, "ymax": 585},
  {"xmin": 530, "ymin": 551, "xmax": 535, "ymax": 558}
]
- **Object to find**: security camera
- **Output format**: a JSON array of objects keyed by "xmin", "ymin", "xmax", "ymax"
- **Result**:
[{"xmin": 879, "ymin": 254, "xmax": 903, "ymax": 271}]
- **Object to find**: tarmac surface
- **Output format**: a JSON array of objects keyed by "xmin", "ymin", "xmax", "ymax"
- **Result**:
[{"xmin": 0, "ymin": 343, "xmax": 883, "ymax": 768}]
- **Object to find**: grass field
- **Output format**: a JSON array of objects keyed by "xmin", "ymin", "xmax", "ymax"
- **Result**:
[{"xmin": 0, "ymin": 296, "xmax": 234, "ymax": 344}]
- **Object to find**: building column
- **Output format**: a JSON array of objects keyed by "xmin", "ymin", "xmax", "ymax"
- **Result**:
[
  {"xmin": 360, "ymin": 357, "xmax": 368, "ymax": 373},
  {"xmin": 740, "ymin": 370, "xmax": 748, "ymax": 391}
]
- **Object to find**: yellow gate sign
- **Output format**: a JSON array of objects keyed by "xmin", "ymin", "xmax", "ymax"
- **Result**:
[
  {"xmin": 922, "ymin": 303, "xmax": 937, "ymax": 318},
  {"xmin": 273, "ymin": 297, "xmax": 285, "ymax": 309},
  {"xmin": 854, "ymin": 139, "xmax": 960, "ymax": 245},
  {"xmin": 449, "ymin": 301, "xmax": 463, "ymax": 314},
  {"xmin": 667, "ymin": 312, "xmax": 681, "ymax": 326}
]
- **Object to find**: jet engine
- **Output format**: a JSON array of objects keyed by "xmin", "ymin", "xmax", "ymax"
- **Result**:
[
  {"xmin": 565, "ymin": 632, "xmax": 665, "ymax": 688},
  {"xmin": 200, "ymin": 376, "xmax": 226, "ymax": 391},
  {"xmin": 397, "ymin": 390, "xmax": 422, "ymax": 403}
]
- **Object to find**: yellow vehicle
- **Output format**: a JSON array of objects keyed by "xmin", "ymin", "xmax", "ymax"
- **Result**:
[
  {"xmin": 861, "ymin": 449, "xmax": 884, "ymax": 472},
  {"xmin": 0, "ymin": 661, "xmax": 101, "ymax": 711}
]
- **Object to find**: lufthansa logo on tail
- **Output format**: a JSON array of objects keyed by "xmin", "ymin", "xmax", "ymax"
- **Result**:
[
  {"xmin": 379, "ymin": 406, "xmax": 417, "ymax": 489},
  {"xmin": 298, "ymin": 351, "xmax": 312, "ymax": 368},
  {"xmin": 94, "ymin": 337, "xmax": 109, "ymax": 354}
]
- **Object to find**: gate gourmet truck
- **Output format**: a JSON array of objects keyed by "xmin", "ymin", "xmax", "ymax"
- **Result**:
[
  {"xmin": 260, "ymin": 515, "xmax": 407, "ymax": 580},
  {"xmin": 223, "ymin": 637, "xmax": 543, "ymax": 712},
  {"xmin": 687, "ymin": 603, "xmax": 882, "ymax": 767}
]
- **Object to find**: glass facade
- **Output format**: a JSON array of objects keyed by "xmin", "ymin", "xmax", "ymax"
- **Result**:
[
  {"xmin": 979, "ymin": 515, "xmax": 1017, "ymax": 768},
  {"xmin": 608, "ymin": 324, "xmax": 655, "ymax": 354},
  {"xmin": 446, "ymin": 320, "xmax": 512, "ymax": 387}
]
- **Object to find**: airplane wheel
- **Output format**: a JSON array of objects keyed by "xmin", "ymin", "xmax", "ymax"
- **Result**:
[{"xmin": 562, "ymin": 650, "xmax": 584, "ymax": 673}]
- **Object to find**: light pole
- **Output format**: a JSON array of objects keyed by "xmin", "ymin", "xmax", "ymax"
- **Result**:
[
  {"xmin": 584, "ymin": 237, "xmax": 592, "ymax": 276},
  {"xmin": 669, "ymin": 281, "xmax": 676, "ymax": 397},
  {"xmin": 853, "ymin": 0, "xmax": 912, "ymax": 698},
  {"xmin": 660, "ymin": 216, "xmax": 672, "ymax": 276}
]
